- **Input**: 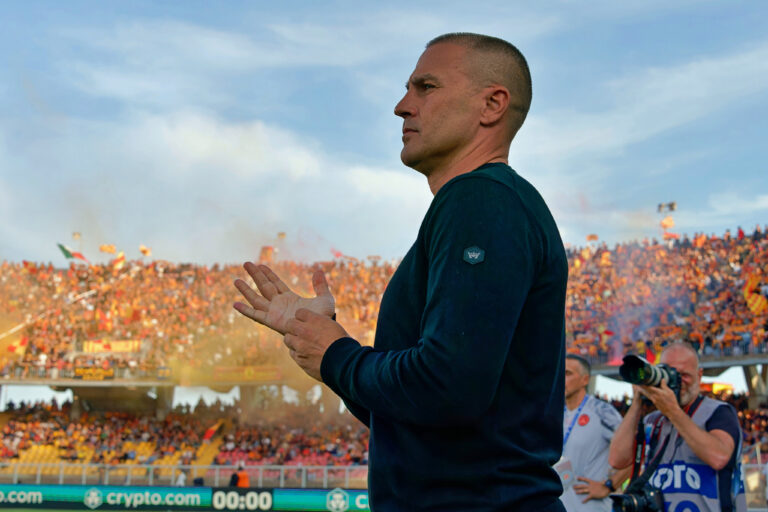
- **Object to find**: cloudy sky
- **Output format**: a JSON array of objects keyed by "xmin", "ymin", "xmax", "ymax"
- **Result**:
[{"xmin": 2, "ymin": 1, "xmax": 767, "ymax": 265}]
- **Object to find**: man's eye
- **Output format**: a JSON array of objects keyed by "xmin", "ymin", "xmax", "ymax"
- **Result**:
[{"xmin": 423, "ymin": 83, "xmax": 435, "ymax": 89}]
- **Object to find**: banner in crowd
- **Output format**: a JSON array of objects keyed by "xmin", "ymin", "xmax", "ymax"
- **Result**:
[
  {"xmin": 0, "ymin": 485, "xmax": 370, "ymax": 512},
  {"xmin": 210, "ymin": 366, "xmax": 283, "ymax": 383},
  {"xmin": 83, "ymin": 340, "xmax": 142, "ymax": 354},
  {"xmin": 73, "ymin": 367, "xmax": 116, "ymax": 380}
]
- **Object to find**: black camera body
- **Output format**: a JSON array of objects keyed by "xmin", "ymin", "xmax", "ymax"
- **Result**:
[
  {"xmin": 618, "ymin": 354, "xmax": 682, "ymax": 404},
  {"xmin": 610, "ymin": 354, "xmax": 684, "ymax": 511},
  {"xmin": 610, "ymin": 484, "xmax": 664, "ymax": 512}
]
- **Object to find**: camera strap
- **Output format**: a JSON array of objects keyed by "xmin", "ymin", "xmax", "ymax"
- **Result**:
[
  {"xmin": 630, "ymin": 415, "xmax": 646, "ymax": 481},
  {"xmin": 626, "ymin": 430, "xmax": 673, "ymax": 493}
]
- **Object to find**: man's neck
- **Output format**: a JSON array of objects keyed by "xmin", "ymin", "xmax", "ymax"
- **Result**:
[
  {"xmin": 426, "ymin": 157, "xmax": 507, "ymax": 195},
  {"xmin": 424, "ymin": 139, "xmax": 510, "ymax": 195},
  {"xmin": 565, "ymin": 388, "xmax": 587, "ymax": 411}
]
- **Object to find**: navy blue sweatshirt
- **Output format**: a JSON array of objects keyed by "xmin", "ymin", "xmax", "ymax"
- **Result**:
[{"xmin": 321, "ymin": 163, "xmax": 568, "ymax": 511}]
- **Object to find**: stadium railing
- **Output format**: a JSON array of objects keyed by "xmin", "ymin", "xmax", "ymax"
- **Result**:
[
  {"xmin": 2, "ymin": 462, "xmax": 767, "ymax": 507},
  {"xmin": 586, "ymin": 342, "xmax": 768, "ymax": 369},
  {"xmin": 8, "ymin": 343, "xmax": 768, "ymax": 382},
  {"xmin": 0, "ymin": 463, "xmax": 369, "ymax": 489}
]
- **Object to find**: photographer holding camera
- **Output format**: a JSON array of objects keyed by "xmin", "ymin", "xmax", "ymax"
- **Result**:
[{"xmin": 608, "ymin": 343, "xmax": 746, "ymax": 512}]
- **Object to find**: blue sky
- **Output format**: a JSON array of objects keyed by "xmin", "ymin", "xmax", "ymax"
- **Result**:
[{"xmin": 2, "ymin": 1, "xmax": 767, "ymax": 265}]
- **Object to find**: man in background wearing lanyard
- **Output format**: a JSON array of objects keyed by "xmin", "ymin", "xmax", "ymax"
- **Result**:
[{"xmin": 557, "ymin": 355, "xmax": 631, "ymax": 511}]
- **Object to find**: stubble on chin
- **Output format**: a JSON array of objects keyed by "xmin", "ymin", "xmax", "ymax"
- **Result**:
[{"xmin": 400, "ymin": 147, "xmax": 427, "ymax": 176}]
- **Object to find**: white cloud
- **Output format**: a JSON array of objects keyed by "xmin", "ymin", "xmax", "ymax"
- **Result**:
[
  {"xmin": 117, "ymin": 111, "xmax": 324, "ymax": 180},
  {"xmin": 6, "ymin": 4, "xmax": 767, "ymax": 261},
  {"xmin": 517, "ymin": 40, "xmax": 768, "ymax": 174},
  {"xmin": 346, "ymin": 165, "xmax": 426, "ymax": 200},
  {"xmin": 710, "ymin": 193, "xmax": 768, "ymax": 215},
  {"xmin": 56, "ymin": 7, "xmax": 564, "ymax": 109},
  {"xmin": 507, "ymin": 38, "xmax": 768, "ymax": 242},
  {"xmin": 3, "ymin": 109, "xmax": 432, "ymax": 264}
]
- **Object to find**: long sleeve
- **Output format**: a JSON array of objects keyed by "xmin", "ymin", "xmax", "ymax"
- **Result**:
[
  {"xmin": 320, "ymin": 176, "xmax": 539, "ymax": 426},
  {"xmin": 339, "ymin": 394, "xmax": 370, "ymax": 427}
]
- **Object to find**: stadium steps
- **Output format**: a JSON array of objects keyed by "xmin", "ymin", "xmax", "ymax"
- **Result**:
[
  {"xmin": 2, "ymin": 427, "xmax": 224, "ymax": 477},
  {"xmin": 194, "ymin": 438, "xmax": 223, "ymax": 466}
]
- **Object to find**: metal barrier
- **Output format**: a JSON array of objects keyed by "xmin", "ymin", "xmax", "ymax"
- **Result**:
[
  {"xmin": 2, "ymin": 462, "xmax": 767, "ymax": 508},
  {"xmin": 0, "ymin": 462, "xmax": 369, "ymax": 489},
  {"xmin": 6, "ymin": 365, "xmax": 168, "ymax": 381}
]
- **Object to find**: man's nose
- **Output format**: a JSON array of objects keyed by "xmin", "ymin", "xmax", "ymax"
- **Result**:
[{"xmin": 394, "ymin": 91, "xmax": 414, "ymax": 118}]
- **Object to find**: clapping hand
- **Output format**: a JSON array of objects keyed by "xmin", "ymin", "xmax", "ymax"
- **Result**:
[{"xmin": 233, "ymin": 262, "xmax": 335, "ymax": 335}]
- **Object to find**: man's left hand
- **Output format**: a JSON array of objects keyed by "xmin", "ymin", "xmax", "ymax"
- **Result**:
[
  {"xmin": 637, "ymin": 379, "xmax": 681, "ymax": 418},
  {"xmin": 573, "ymin": 477, "xmax": 610, "ymax": 502},
  {"xmin": 283, "ymin": 308, "xmax": 349, "ymax": 381}
]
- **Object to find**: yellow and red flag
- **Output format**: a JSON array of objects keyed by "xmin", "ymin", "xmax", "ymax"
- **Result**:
[
  {"xmin": 112, "ymin": 251, "xmax": 126, "ymax": 270},
  {"xmin": 743, "ymin": 275, "xmax": 768, "ymax": 315}
]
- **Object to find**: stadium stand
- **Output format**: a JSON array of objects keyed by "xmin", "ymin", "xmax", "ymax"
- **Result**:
[
  {"xmin": 566, "ymin": 225, "xmax": 768, "ymax": 366},
  {"xmin": 0, "ymin": 400, "xmax": 368, "ymax": 469},
  {"xmin": 0, "ymin": 226, "xmax": 765, "ymax": 501},
  {"xmin": 1, "ymin": 227, "xmax": 765, "ymax": 381},
  {"xmin": 0, "ymin": 258, "xmax": 395, "ymax": 380}
]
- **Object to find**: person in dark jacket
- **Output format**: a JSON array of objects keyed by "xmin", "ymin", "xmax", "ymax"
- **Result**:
[{"xmin": 234, "ymin": 32, "xmax": 567, "ymax": 511}]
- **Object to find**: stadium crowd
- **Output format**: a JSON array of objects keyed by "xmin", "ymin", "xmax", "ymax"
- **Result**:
[
  {"xmin": 566, "ymin": 225, "xmax": 768, "ymax": 364},
  {"xmin": 0, "ymin": 398, "xmax": 203, "ymax": 465},
  {"xmin": 1, "ymin": 227, "xmax": 766, "ymax": 378},
  {"xmin": 1, "ymin": 226, "xmax": 767, "ymax": 475},
  {"xmin": 1, "ymin": 227, "xmax": 766, "ymax": 379},
  {"xmin": 4, "ymin": 391, "xmax": 768, "ymax": 467},
  {"xmin": 0, "ymin": 398, "xmax": 368, "ymax": 468},
  {"xmin": 0, "ymin": 258, "xmax": 396, "ymax": 379},
  {"xmin": 214, "ymin": 423, "xmax": 368, "ymax": 467}
]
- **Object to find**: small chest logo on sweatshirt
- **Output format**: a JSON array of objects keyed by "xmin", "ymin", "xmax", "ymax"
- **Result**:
[{"xmin": 463, "ymin": 246, "xmax": 485, "ymax": 265}]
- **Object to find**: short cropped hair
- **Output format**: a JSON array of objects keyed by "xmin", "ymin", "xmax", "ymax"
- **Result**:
[
  {"xmin": 426, "ymin": 32, "xmax": 532, "ymax": 134},
  {"xmin": 660, "ymin": 342, "xmax": 700, "ymax": 369},
  {"xmin": 565, "ymin": 354, "xmax": 591, "ymax": 377}
]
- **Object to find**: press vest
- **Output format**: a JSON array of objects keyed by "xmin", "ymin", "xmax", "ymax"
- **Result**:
[{"xmin": 645, "ymin": 396, "xmax": 746, "ymax": 512}]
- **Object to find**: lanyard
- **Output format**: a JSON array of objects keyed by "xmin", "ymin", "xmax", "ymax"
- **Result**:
[{"xmin": 563, "ymin": 394, "xmax": 589, "ymax": 449}]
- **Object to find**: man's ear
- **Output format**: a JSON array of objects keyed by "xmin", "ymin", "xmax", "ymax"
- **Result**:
[{"xmin": 479, "ymin": 86, "xmax": 510, "ymax": 126}]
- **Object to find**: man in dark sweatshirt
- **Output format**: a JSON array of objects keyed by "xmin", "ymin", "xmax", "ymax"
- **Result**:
[{"xmin": 234, "ymin": 33, "xmax": 568, "ymax": 511}]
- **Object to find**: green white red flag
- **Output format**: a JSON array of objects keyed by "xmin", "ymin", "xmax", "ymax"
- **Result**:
[{"xmin": 57, "ymin": 243, "xmax": 89, "ymax": 262}]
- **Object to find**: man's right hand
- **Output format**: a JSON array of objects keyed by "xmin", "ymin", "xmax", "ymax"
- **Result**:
[{"xmin": 233, "ymin": 262, "xmax": 336, "ymax": 335}]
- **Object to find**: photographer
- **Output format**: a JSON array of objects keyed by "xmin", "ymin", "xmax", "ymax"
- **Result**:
[{"xmin": 608, "ymin": 343, "xmax": 746, "ymax": 512}]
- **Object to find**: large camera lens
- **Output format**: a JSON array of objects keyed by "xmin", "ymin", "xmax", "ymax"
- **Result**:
[{"xmin": 619, "ymin": 355, "xmax": 667, "ymax": 387}]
